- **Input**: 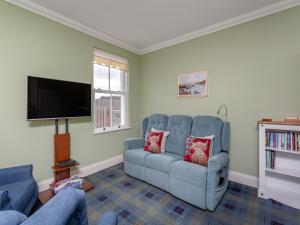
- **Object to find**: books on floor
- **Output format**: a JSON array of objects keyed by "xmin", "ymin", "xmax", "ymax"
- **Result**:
[{"xmin": 50, "ymin": 175, "xmax": 83, "ymax": 194}]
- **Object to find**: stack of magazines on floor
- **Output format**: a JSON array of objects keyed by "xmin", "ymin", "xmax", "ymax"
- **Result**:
[{"xmin": 50, "ymin": 175, "xmax": 83, "ymax": 194}]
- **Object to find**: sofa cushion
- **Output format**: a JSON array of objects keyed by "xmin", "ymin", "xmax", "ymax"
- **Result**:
[
  {"xmin": 191, "ymin": 116, "xmax": 224, "ymax": 155},
  {"xmin": 170, "ymin": 160, "xmax": 207, "ymax": 188},
  {"xmin": 165, "ymin": 115, "xmax": 193, "ymax": 155},
  {"xmin": 0, "ymin": 179, "xmax": 37, "ymax": 213},
  {"xmin": 145, "ymin": 152, "xmax": 182, "ymax": 173},
  {"xmin": 146, "ymin": 114, "xmax": 169, "ymax": 132},
  {"xmin": 144, "ymin": 131, "xmax": 164, "ymax": 153},
  {"xmin": 184, "ymin": 136, "xmax": 214, "ymax": 166},
  {"xmin": 151, "ymin": 128, "xmax": 170, "ymax": 152},
  {"xmin": 124, "ymin": 149, "xmax": 150, "ymax": 166},
  {"xmin": 0, "ymin": 210, "xmax": 27, "ymax": 225}
]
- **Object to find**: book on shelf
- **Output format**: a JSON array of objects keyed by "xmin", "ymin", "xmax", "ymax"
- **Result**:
[
  {"xmin": 265, "ymin": 130, "xmax": 300, "ymax": 151},
  {"xmin": 265, "ymin": 150, "xmax": 276, "ymax": 169}
]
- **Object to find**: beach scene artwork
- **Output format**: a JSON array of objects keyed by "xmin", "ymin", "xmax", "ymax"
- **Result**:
[{"xmin": 178, "ymin": 71, "xmax": 208, "ymax": 97}]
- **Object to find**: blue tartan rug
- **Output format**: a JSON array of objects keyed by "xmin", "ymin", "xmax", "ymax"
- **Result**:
[{"xmin": 85, "ymin": 163, "xmax": 300, "ymax": 225}]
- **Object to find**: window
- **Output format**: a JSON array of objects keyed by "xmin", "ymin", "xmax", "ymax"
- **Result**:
[{"xmin": 93, "ymin": 49, "xmax": 129, "ymax": 133}]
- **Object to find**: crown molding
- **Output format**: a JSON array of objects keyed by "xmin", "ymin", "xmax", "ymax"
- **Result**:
[
  {"xmin": 6, "ymin": 0, "xmax": 142, "ymax": 55},
  {"xmin": 140, "ymin": 0, "xmax": 300, "ymax": 54},
  {"xmin": 6, "ymin": 0, "xmax": 300, "ymax": 55}
]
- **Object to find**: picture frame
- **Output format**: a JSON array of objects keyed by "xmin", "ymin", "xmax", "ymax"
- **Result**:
[{"xmin": 177, "ymin": 71, "xmax": 208, "ymax": 97}]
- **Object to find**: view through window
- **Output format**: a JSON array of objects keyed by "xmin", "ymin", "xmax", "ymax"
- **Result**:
[{"xmin": 93, "ymin": 49, "xmax": 128, "ymax": 132}]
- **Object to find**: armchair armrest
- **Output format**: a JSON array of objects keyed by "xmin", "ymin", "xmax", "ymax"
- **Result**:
[
  {"xmin": 22, "ymin": 188, "xmax": 88, "ymax": 225},
  {"xmin": 124, "ymin": 138, "xmax": 144, "ymax": 151},
  {"xmin": 0, "ymin": 210, "xmax": 27, "ymax": 225},
  {"xmin": 0, "ymin": 165, "xmax": 33, "ymax": 186},
  {"xmin": 0, "ymin": 190, "xmax": 9, "ymax": 210}
]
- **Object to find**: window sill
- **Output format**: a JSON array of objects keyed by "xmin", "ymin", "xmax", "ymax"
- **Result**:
[{"xmin": 93, "ymin": 126, "xmax": 131, "ymax": 135}]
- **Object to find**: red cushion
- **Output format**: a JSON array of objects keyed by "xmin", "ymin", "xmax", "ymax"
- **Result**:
[
  {"xmin": 184, "ymin": 136, "xmax": 213, "ymax": 166},
  {"xmin": 144, "ymin": 131, "xmax": 164, "ymax": 153}
]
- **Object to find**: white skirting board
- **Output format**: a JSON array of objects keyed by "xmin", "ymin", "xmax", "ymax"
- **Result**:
[
  {"xmin": 228, "ymin": 170, "xmax": 258, "ymax": 188},
  {"xmin": 38, "ymin": 154, "xmax": 123, "ymax": 192},
  {"xmin": 38, "ymin": 155, "xmax": 258, "ymax": 191}
]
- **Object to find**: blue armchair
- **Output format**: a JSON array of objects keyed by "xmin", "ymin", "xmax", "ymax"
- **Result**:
[
  {"xmin": 0, "ymin": 188, "xmax": 118, "ymax": 225},
  {"xmin": 0, "ymin": 165, "xmax": 38, "ymax": 215}
]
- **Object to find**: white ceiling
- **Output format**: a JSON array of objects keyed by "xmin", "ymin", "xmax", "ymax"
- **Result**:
[{"xmin": 8, "ymin": 0, "xmax": 300, "ymax": 54}]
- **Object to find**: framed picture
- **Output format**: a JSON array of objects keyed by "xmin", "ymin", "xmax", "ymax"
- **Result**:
[{"xmin": 177, "ymin": 71, "xmax": 208, "ymax": 97}]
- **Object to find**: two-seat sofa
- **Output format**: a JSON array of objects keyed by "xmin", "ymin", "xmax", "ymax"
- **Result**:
[{"xmin": 124, "ymin": 114, "xmax": 230, "ymax": 211}]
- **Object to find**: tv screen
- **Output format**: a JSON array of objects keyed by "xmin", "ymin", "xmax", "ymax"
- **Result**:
[{"xmin": 27, "ymin": 76, "xmax": 91, "ymax": 120}]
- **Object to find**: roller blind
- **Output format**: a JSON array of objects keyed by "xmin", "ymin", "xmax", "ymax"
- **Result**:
[{"xmin": 93, "ymin": 48, "xmax": 128, "ymax": 71}]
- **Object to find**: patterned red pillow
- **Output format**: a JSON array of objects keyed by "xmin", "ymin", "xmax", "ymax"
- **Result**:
[
  {"xmin": 144, "ymin": 131, "xmax": 164, "ymax": 153},
  {"xmin": 184, "ymin": 136, "xmax": 214, "ymax": 166}
]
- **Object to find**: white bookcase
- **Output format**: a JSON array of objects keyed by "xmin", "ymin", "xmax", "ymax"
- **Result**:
[{"xmin": 258, "ymin": 121, "xmax": 300, "ymax": 209}]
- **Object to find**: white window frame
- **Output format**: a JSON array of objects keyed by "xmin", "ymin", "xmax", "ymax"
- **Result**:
[{"xmin": 93, "ymin": 49, "xmax": 130, "ymax": 134}]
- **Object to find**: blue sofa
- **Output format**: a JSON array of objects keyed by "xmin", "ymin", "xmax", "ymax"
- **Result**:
[
  {"xmin": 0, "ymin": 165, "xmax": 38, "ymax": 215},
  {"xmin": 124, "ymin": 114, "xmax": 230, "ymax": 211},
  {"xmin": 0, "ymin": 188, "xmax": 118, "ymax": 225}
]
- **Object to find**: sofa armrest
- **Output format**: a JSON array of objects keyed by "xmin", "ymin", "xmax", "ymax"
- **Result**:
[
  {"xmin": 208, "ymin": 152, "xmax": 230, "ymax": 173},
  {"xmin": 124, "ymin": 138, "xmax": 145, "ymax": 151},
  {"xmin": 0, "ymin": 190, "xmax": 9, "ymax": 210},
  {"xmin": 221, "ymin": 122, "xmax": 230, "ymax": 152},
  {"xmin": 22, "ymin": 188, "xmax": 88, "ymax": 225},
  {"xmin": 97, "ymin": 212, "xmax": 118, "ymax": 225},
  {"xmin": 206, "ymin": 152, "xmax": 230, "ymax": 211},
  {"xmin": 0, "ymin": 165, "xmax": 33, "ymax": 186}
]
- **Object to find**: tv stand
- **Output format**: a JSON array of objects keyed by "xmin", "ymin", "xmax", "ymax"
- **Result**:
[
  {"xmin": 39, "ymin": 119, "xmax": 93, "ymax": 204},
  {"xmin": 53, "ymin": 119, "xmax": 75, "ymax": 181}
]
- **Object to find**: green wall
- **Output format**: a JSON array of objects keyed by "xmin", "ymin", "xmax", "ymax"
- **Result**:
[
  {"xmin": 0, "ymin": 1, "xmax": 141, "ymax": 182},
  {"xmin": 140, "ymin": 6, "xmax": 300, "ymax": 177},
  {"xmin": 1, "ymin": 1, "xmax": 300, "ymax": 181}
]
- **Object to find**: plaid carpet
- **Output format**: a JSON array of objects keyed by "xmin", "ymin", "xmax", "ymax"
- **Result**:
[{"xmin": 85, "ymin": 163, "xmax": 300, "ymax": 225}]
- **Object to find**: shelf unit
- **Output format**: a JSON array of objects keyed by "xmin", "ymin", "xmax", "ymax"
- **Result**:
[
  {"xmin": 265, "ymin": 167, "xmax": 300, "ymax": 178},
  {"xmin": 258, "ymin": 121, "xmax": 300, "ymax": 209},
  {"xmin": 265, "ymin": 147, "xmax": 300, "ymax": 155},
  {"xmin": 52, "ymin": 162, "xmax": 80, "ymax": 172}
]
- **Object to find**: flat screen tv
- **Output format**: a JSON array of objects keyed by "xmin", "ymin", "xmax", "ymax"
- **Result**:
[{"xmin": 27, "ymin": 76, "xmax": 91, "ymax": 120}]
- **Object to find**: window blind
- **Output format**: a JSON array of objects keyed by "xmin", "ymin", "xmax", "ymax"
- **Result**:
[{"xmin": 93, "ymin": 48, "xmax": 128, "ymax": 71}]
